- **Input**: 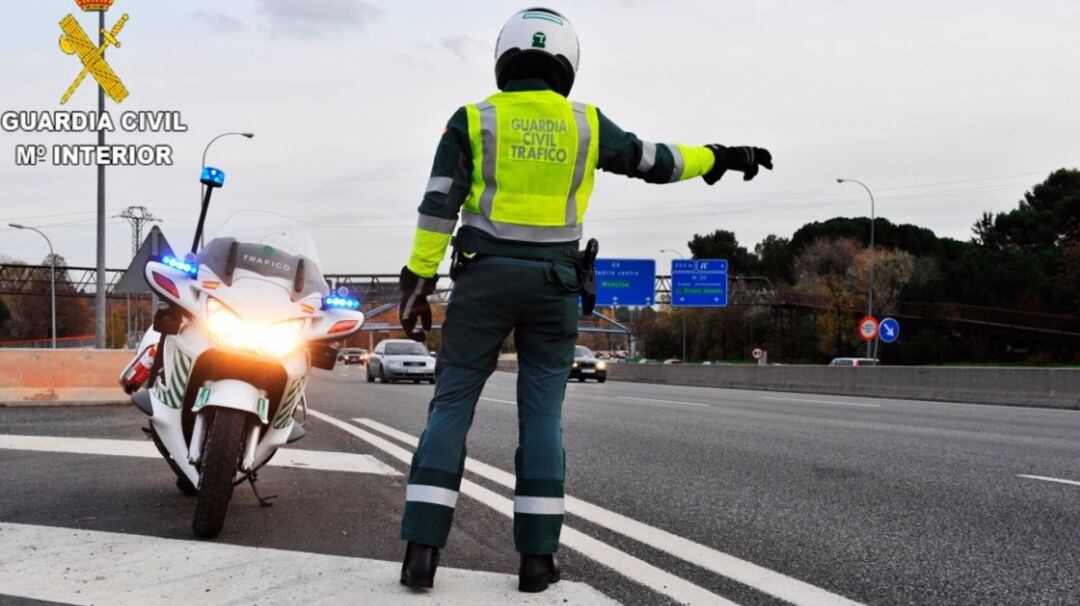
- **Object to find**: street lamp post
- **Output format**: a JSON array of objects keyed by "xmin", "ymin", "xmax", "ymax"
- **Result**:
[
  {"xmin": 661, "ymin": 248, "xmax": 688, "ymax": 361},
  {"xmin": 836, "ymin": 178, "xmax": 876, "ymax": 358},
  {"xmin": 10, "ymin": 224, "xmax": 56, "ymax": 349},
  {"xmin": 199, "ymin": 132, "xmax": 254, "ymax": 246}
]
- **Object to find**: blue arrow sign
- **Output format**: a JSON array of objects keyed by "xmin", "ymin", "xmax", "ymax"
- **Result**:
[
  {"xmin": 595, "ymin": 259, "xmax": 656, "ymax": 306},
  {"xmin": 671, "ymin": 259, "xmax": 728, "ymax": 307},
  {"xmin": 879, "ymin": 317, "xmax": 900, "ymax": 343}
]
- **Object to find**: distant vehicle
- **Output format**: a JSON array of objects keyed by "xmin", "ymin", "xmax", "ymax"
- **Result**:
[
  {"xmin": 570, "ymin": 345, "xmax": 606, "ymax": 383},
  {"xmin": 662, "ymin": 358, "xmax": 683, "ymax": 365},
  {"xmin": 367, "ymin": 339, "xmax": 436, "ymax": 384},
  {"xmin": 828, "ymin": 357, "xmax": 881, "ymax": 367},
  {"xmin": 338, "ymin": 347, "xmax": 367, "ymax": 365}
]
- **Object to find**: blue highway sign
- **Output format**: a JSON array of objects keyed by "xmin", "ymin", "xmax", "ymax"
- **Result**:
[
  {"xmin": 879, "ymin": 317, "xmax": 900, "ymax": 343},
  {"xmin": 671, "ymin": 259, "xmax": 728, "ymax": 307},
  {"xmin": 595, "ymin": 259, "xmax": 656, "ymax": 306}
]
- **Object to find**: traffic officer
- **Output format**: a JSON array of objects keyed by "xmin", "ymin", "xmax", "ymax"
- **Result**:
[{"xmin": 397, "ymin": 7, "xmax": 772, "ymax": 593}]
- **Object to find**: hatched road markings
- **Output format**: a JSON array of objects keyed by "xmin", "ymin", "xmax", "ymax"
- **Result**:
[
  {"xmin": 305, "ymin": 410, "xmax": 735, "ymax": 606},
  {"xmin": 480, "ymin": 397, "xmax": 517, "ymax": 405},
  {"xmin": 319, "ymin": 411, "xmax": 865, "ymax": 606},
  {"xmin": 0, "ymin": 434, "xmax": 401, "ymax": 477},
  {"xmin": 0, "ymin": 521, "xmax": 615, "ymax": 605},
  {"xmin": 1017, "ymin": 474, "xmax": 1080, "ymax": 487}
]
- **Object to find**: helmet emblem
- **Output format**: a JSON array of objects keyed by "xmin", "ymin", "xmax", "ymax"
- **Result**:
[{"xmin": 532, "ymin": 32, "xmax": 546, "ymax": 48}]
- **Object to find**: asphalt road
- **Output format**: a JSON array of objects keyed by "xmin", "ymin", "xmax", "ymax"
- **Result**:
[{"xmin": 2, "ymin": 367, "xmax": 1080, "ymax": 604}]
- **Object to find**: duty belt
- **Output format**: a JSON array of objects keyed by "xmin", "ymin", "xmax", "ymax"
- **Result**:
[{"xmin": 450, "ymin": 227, "xmax": 599, "ymax": 315}]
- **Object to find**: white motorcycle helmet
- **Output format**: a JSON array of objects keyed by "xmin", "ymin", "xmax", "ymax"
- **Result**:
[{"xmin": 495, "ymin": 8, "xmax": 580, "ymax": 96}]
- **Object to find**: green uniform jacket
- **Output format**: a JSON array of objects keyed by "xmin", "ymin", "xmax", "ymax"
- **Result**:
[{"xmin": 407, "ymin": 79, "xmax": 716, "ymax": 277}]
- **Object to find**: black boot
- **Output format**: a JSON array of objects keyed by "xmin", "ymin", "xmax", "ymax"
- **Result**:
[
  {"xmin": 400, "ymin": 542, "xmax": 440, "ymax": 589},
  {"xmin": 519, "ymin": 553, "xmax": 560, "ymax": 593}
]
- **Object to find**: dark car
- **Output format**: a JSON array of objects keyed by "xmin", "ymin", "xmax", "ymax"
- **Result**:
[
  {"xmin": 569, "ymin": 345, "xmax": 607, "ymax": 383},
  {"xmin": 367, "ymin": 339, "xmax": 436, "ymax": 384},
  {"xmin": 338, "ymin": 347, "xmax": 368, "ymax": 365}
]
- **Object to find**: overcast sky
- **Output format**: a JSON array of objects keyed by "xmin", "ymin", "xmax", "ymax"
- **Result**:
[{"xmin": 2, "ymin": 0, "xmax": 1078, "ymax": 273}]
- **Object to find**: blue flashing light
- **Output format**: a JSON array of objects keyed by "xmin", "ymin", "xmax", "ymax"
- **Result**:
[
  {"xmin": 200, "ymin": 166, "xmax": 226, "ymax": 188},
  {"xmin": 324, "ymin": 295, "xmax": 360, "ymax": 310},
  {"xmin": 162, "ymin": 255, "xmax": 198, "ymax": 276}
]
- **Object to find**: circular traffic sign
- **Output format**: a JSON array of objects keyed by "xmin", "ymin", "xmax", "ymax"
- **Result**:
[
  {"xmin": 858, "ymin": 316, "xmax": 879, "ymax": 341},
  {"xmin": 751, "ymin": 347, "xmax": 764, "ymax": 360},
  {"xmin": 879, "ymin": 317, "xmax": 900, "ymax": 343}
]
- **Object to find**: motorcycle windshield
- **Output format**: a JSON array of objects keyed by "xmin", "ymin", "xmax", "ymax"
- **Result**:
[{"xmin": 197, "ymin": 210, "xmax": 328, "ymax": 300}]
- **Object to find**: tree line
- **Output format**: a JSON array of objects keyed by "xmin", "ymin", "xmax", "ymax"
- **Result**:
[{"xmin": 634, "ymin": 169, "xmax": 1079, "ymax": 365}]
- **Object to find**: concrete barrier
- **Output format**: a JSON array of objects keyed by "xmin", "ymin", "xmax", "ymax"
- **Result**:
[
  {"xmin": 0, "ymin": 349, "xmax": 131, "ymax": 405},
  {"xmin": 495, "ymin": 360, "xmax": 1080, "ymax": 409}
]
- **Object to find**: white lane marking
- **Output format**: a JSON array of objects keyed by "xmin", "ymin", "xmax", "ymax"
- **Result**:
[
  {"xmin": 0, "ymin": 434, "xmax": 400, "ymax": 477},
  {"xmin": 352, "ymin": 417, "xmax": 864, "ymax": 606},
  {"xmin": 1018, "ymin": 474, "xmax": 1080, "ymax": 487},
  {"xmin": 480, "ymin": 397, "xmax": 516, "ymax": 405},
  {"xmin": 307, "ymin": 410, "xmax": 733, "ymax": 606},
  {"xmin": 619, "ymin": 396, "xmax": 710, "ymax": 408},
  {"xmin": 759, "ymin": 396, "xmax": 882, "ymax": 408},
  {"xmin": 0, "ymin": 522, "xmax": 614, "ymax": 605}
]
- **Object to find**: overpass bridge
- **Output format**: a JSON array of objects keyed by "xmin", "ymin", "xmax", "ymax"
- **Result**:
[{"xmin": 2, "ymin": 264, "xmax": 1077, "ymax": 345}]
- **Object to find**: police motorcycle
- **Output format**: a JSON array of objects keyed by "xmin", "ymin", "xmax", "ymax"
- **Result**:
[{"xmin": 120, "ymin": 166, "xmax": 364, "ymax": 538}]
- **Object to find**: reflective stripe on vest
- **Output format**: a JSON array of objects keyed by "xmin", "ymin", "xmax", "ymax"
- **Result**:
[{"xmin": 463, "ymin": 90, "xmax": 599, "ymax": 243}]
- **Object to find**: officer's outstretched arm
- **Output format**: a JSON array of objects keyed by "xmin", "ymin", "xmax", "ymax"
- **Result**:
[{"xmin": 595, "ymin": 109, "xmax": 772, "ymax": 185}]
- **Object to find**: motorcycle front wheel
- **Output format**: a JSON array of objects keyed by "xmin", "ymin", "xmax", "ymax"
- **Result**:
[{"xmin": 192, "ymin": 408, "xmax": 247, "ymax": 539}]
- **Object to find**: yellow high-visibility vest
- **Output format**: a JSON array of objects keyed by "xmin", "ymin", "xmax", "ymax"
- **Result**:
[{"xmin": 461, "ymin": 89, "xmax": 600, "ymax": 242}]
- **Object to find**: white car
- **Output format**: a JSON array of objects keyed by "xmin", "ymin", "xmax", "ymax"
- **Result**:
[
  {"xmin": 828, "ymin": 357, "xmax": 881, "ymax": 367},
  {"xmin": 367, "ymin": 339, "xmax": 436, "ymax": 384}
]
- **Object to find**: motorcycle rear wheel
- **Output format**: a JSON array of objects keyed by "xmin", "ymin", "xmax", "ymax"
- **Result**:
[{"xmin": 192, "ymin": 408, "xmax": 247, "ymax": 539}]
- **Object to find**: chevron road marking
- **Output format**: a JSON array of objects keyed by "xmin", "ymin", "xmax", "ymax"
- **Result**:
[
  {"xmin": 0, "ymin": 434, "xmax": 401, "ymax": 477},
  {"xmin": 346, "ymin": 414, "xmax": 865, "ymax": 606},
  {"xmin": 0, "ymin": 522, "xmax": 615, "ymax": 605},
  {"xmin": 306, "ymin": 409, "xmax": 735, "ymax": 606}
]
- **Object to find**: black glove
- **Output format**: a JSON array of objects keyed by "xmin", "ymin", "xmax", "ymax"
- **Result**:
[
  {"xmin": 398, "ymin": 266, "xmax": 436, "ymax": 343},
  {"xmin": 702, "ymin": 145, "xmax": 773, "ymax": 184}
]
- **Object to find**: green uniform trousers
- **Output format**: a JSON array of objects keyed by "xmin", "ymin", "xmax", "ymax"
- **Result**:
[{"xmin": 400, "ymin": 256, "xmax": 579, "ymax": 554}]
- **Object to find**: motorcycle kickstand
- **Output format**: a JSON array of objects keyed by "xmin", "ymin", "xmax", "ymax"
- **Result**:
[{"xmin": 247, "ymin": 472, "xmax": 277, "ymax": 508}]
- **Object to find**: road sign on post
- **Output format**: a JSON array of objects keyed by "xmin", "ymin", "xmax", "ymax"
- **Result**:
[
  {"xmin": 595, "ymin": 259, "xmax": 656, "ymax": 307},
  {"xmin": 671, "ymin": 259, "xmax": 728, "ymax": 307},
  {"xmin": 858, "ymin": 316, "xmax": 879, "ymax": 341},
  {"xmin": 879, "ymin": 317, "xmax": 900, "ymax": 343}
]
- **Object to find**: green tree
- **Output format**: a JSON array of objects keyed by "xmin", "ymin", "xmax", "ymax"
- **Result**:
[
  {"xmin": 753, "ymin": 234, "xmax": 793, "ymax": 284},
  {"xmin": 974, "ymin": 168, "xmax": 1080, "ymax": 249}
]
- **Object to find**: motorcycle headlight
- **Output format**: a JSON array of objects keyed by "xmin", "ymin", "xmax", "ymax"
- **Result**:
[{"xmin": 206, "ymin": 297, "xmax": 305, "ymax": 358}]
